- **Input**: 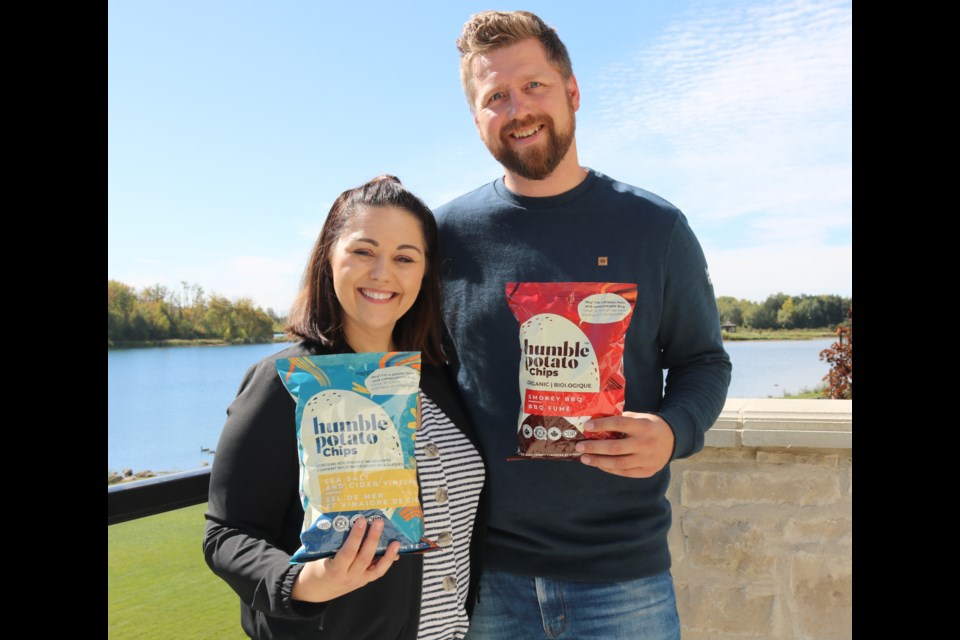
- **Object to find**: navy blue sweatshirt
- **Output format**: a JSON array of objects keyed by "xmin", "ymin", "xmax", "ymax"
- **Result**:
[{"xmin": 435, "ymin": 169, "xmax": 731, "ymax": 581}]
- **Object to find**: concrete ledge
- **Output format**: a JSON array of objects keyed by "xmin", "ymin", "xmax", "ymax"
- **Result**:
[{"xmin": 704, "ymin": 398, "xmax": 852, "ymax": 449}]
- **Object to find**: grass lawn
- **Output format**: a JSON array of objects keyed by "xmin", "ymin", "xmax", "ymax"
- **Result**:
[
  {"xmin": 108, "ymin": 503, "xmax": 246, "ymax": 639},
  {"xmin": 783, "ymin": 387, "xmax": 828, "ymax": 399},
  {"xmin": 722, "ymin": 327, "xmax": 837, "ymax": 341}
]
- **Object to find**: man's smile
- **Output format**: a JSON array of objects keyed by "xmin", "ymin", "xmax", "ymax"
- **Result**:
[{"xmin": 509, "ymin": 124, "xmax": 544, "ymax": 139}]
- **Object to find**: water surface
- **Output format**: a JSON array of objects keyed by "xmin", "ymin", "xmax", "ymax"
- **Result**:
[{"xmin": 108, "ymin": 338, "xmax": 834, "ymax": 473}]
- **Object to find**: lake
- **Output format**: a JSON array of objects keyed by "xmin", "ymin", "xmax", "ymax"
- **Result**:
[{"xmin": 107, "ymin": 338, "xmax": 835, "ymax": 474}]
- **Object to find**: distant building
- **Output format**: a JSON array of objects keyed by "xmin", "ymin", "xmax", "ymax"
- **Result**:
[{"xmin": 721, "ymin": 321, "xmax": 737, "ymax": 333}]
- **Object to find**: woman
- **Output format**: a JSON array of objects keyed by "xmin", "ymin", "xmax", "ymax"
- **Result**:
[{"xmin": 204, "ymin": 176, "xmax": 486, "ymax": 640}]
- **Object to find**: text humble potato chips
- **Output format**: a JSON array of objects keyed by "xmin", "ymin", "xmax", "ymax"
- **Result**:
[
  {"xmin": 275, "ymin": 351, "xmax": 436, "ymax": 562},
  {"xmin": 505, "ymin": 282, "xmax": 637, "ymax": 459}
]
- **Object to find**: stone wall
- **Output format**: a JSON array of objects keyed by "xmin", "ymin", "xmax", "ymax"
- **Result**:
[{"xmin": 668, "ymin": 399, "xmax": 852, "ymax": 640}]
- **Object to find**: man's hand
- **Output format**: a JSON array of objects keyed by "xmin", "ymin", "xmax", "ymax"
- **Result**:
[{"xmin": 575, "ymin": 412, "xmax": 675, "ymax": 478}]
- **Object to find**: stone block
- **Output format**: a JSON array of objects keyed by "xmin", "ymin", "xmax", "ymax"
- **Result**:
[
  {"xmin": 677, "ymin": 583, "xmax": 775, "ymax": 635},
  {"xmin": 682, "ymin": 513, "xmax": 776, "ymax": 575},
  {"xmin": 681, "ymin": 469, "xmax": 840, "ymax": 507},
  {"xmin": 784, "ymin": 515, "xmax": 852, "ymax": 551},
  {"xmin": 704, "ymin": 428, "xmax": 737, "ymax": 448},
  {"xmin": 743, "ymin": 429, "xmax": 851, "ymax": 448},
  {"xmin": 715, "ymin": 398, "xmax": 748, "ymax": 428},
  {"xmin": 790, "ymin": 552, "xmax": 852, "ymax": 639},
  {"xmin": 681, "ymin": 632, "xmax": 769, "ymax": 640},
  {"xmin": 739, "ymin": 399, "xmax": 852, "ymax": 450},
  {"xmin": 739, "ymin": 399, "xmax": 853, "ymax": 430}
]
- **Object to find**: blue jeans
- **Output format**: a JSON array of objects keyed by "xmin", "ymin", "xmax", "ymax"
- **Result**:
[{"xmin": 465, "ymin": 569, "xmax": 680, "ymax": 640}]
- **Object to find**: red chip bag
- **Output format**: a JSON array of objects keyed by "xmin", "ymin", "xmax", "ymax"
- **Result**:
[{"xmin": 505, "ymin": 282, "xmax": 637, "ymax": 459}]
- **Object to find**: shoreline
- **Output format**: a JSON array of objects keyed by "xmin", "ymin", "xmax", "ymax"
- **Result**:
[
  {"xmin": 108, "ymin": 336, "xmax": 290, "ymax": 349},
  {"xmin": 108, "ymin": 466, "xmax": 206, "ymax": 485},
  {"xmin": 110, "ymin": 331, "xmax": 836, "ymax": 349},
  {"xmin": 722, "ymin": 329, "xmax": 835, "ymax": 341}
]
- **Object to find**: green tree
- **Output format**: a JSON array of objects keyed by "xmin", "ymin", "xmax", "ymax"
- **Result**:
[
  {"xmin": 716, "ymin": 296, "xmax": 744, "ymax": 326},
  {"xmin": 818, "ymin": 294, "xmax": 850, "ymax": 326},
  {"xmin": 744, "ymin": 293, "xmax": 788, "ymax": 329},
  {"xmin": 776, "ymin": 297, "xmax": 797, "ymax": 328},
  {"xmin": 792, "ymin": 296, "xmax": 827, "ymax": 328},
  {"xmin": 203, "ymin": 294, "xmax": 236, "ymax": 340},
  {"xmin": 138, "ymin": 285, "xmax": 175, "ymax": 339},
  {"xmin": 182, "ymin": 283, "xmax": 207, "ymax": 339},
  {"xmin": 233, "ymin": 298, "xmax": 275, "ymax": 342},
  {"xmin": 108, "ymin": 280, "xmax": 138, "ymax": 342},
  {"xmin": 128, "ymin": 309, "xmax": 151, "ymax": 341}
]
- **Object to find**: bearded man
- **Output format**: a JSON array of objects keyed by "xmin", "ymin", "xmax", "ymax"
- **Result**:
[{"xmin": 435, "ymin": 10, "xmax": 732, "ymax": 640}]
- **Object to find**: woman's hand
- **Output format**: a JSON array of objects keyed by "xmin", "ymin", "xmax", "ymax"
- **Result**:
[{"xmin": 291, "ymin": 517, "xmax": 401, "ymax": 603}]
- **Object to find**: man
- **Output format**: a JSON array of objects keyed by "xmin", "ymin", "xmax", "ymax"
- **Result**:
[{"xmin": 435, "ymin": 10, "xmax": 732, "ymax": 640}]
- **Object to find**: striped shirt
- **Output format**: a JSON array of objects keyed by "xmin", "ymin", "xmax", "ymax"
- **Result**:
[{"xmin": 416, "ymin": 392, "xmax": 485, "ymax": 640}]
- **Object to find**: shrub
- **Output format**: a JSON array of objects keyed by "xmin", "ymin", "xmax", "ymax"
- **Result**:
[{"xmin": 820, "ymin": 306, "xmax": 852, "ymax": 399}]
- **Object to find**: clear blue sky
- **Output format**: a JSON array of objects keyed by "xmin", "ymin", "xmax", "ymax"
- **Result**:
[{"xmin": 108, "ymin": 0, "xmax": 852, "ymax": 315}]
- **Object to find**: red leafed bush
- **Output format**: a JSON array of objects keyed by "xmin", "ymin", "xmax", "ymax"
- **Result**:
[{"xmin": 820, "ymin": 306, "xmax": 852, "ymax": 399}]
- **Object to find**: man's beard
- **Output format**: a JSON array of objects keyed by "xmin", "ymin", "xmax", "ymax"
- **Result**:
[{"xmin": 485, "ymin": 103, "xmax": 576, "ymax": 181}]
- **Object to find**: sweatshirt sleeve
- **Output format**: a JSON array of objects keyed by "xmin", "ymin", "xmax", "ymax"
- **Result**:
[
  {"xmin": 656, "ymin": 213, "xmax": 732, "ymax": 459},
  {"xmin": 202, "ymin": 357, "xmax": 329, "ymax": 621}
]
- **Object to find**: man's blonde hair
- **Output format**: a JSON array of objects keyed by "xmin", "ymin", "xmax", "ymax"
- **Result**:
[{"xmin": 456, "ymin": 10, "xmax": 573, "ymax": 110}]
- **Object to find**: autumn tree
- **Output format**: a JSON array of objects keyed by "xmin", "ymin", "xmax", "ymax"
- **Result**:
[{"xmin": 820, "ymin": 306, "xmax": 852, "ymax": 399}]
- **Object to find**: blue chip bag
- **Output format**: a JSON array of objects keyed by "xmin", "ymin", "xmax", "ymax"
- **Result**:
[{"xmin": 275, "ymin": 351, "xmax": 436, "ymax": 563}]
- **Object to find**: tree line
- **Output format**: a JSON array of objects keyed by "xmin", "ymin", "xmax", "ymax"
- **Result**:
[
  {"xmin": 717, "ymin": 293, "xmax": 851, "ymax": 330},
  {"xmin": 108, "ymin": 280, "xmax": 281, "ymax": 344},
  {"xmin": 108, "ymin": 280, "xmax": 851, "ymax": 344}
]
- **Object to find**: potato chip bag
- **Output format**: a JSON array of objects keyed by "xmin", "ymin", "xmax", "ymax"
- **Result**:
[
  {"xmin": 275, "ymin": 351, "xmax": 436, "ymax": 562},
  {"xmin": 506, "ymin": 282, "xmax": 637, "ymax": 459}
]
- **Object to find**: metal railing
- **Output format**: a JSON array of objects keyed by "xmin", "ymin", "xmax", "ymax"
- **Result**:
[{"xmin": 107, "ymin": 467, "xmax": 211, "ymax": 525}]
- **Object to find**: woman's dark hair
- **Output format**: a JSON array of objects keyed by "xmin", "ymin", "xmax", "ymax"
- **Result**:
[{"xmin": 285, "ymin": 175, "xmax": 445, "ymax": 364}]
